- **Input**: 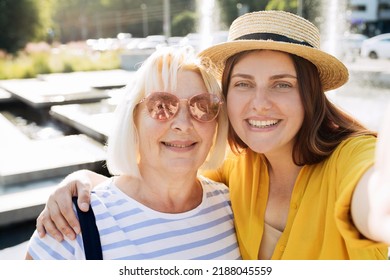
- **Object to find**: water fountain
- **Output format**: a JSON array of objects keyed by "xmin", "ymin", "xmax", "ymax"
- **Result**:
[
  {"xmin": 198, "ymin": 0, "xmax": 215, "ymax": 51},
  {"xmin": 0, "ymin": 69, "xmax": 135, "ymax": 251},
  {"xmin": 320, "ymin": 0, "xmax": 348, "ymax": 57},
  {"xmin": 319, "ymin": 0, "xmax": 390, "ymax": 132},
  {"xmin": 0, "ymin": 70, "xmax": 134, "ymax": 190}
]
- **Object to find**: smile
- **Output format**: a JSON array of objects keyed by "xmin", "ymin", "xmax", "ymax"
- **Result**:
[
  {"xmin": 162, "ymin": 142, "xmax": 196, "ymax": 148},
  {"xmin": 247, "ymin": 119, "xmax": 280, "ymax": 128}
]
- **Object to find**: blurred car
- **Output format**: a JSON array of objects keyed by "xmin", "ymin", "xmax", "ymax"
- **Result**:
[
  {"xmin": 167, "ymin": 36, "xmax": 184, "ymax": 46},
  {"xmin": 180, "ymin": 33, "xmax": 202, "ymax": 51},
  {"xmin": 322, "ymin": 33, "xmax": 368, "ymax": 59},
  {"xmin": 86, "ymin": 38, "xmax": 120, "ymax": 51},
  {"xmin": 179, "ymin": 31, "xmax": 229, "ymax": 52},
  {"xmin": 137, "ymin": 35, "xmax": 167, "ymax": 50},
  {"xmin": 211, "ymin": 31, "xmax": 229, "ymax": 44},
  {"xmin": 125, "ymin": 38, "xmax": 143, "ymax": 50},
  {"xmin": 341, "ymin": 33, "xmax": 368, "ymax": 56},
  {"xmin": 360, "ymin": 33, "xmax": 390, "ymax": 59}
]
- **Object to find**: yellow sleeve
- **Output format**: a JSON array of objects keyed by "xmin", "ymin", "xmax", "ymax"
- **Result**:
[
  {"xmin": 202, "ymin": 169, "xmax": 223, "ymax": 184},
  {"xmin": 334, "ymin": 136, "xmax": 387, "ymax": 250},
  {"xmin": 202, "ymin": 151, "xmax": 238, "ymax": 187}
]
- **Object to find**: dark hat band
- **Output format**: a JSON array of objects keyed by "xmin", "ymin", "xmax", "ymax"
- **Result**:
[{"xmin": 234, "ymin": 32, "xmax": 314, "ymax": 48}]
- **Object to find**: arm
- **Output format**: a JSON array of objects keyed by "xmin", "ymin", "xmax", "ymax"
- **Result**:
[
  {"xmin": 25, "ymin": 252, "xmax": 33, "ymax": 260},
  {"xmin": 36, "ymin": 169, "xmax": 108, "ymax": 241},
  {"xmin": 351, "ymin": 105, "xmax": 390, "ymax": 244}
]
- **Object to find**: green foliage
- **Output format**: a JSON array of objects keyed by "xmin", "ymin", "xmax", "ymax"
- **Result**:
[
  {"xmin": 62, "ymin": 62, "xmax": 74, "ymax": 73},
  {"xmin": 0, "ymin": 0, "xmax": 322, "ymax": 78},
  {"xmin": 0, "ymin": 0, "xmax": 39, "ymax": 53},
  {"xmin": 217, "ymin": 0, "xmax": 270, "ymax": 27},
  {"xmin": 171, "ymin": 11, "xmax": 197, "ymax": 36},
  {"xmin": 53, "ymin": 0, "xmax": 195, "ymax": 41},
  {"xmin": 32, "ymin": 53, "xmax": 52, "ymax": 75},
  {"xmin": 0, "ymin": 0, "xmax": 56, "ymax": 53},
  {"xmin": 217, "ymin": 0, "xmax": 239, "ymax": 27},
  {"xmin": 0, "ymin": 46, "xmax": 120, "ymax": 80},
  {"xmin": 0, "ymin": 0, "xmax": 195, "ymax": 53},
  {"xmin": 266, "ymin": 0, "xmax": 297, "ymax": 13}
]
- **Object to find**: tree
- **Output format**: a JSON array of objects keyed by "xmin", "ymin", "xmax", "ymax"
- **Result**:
[
  {"xmin": 266, "ymin": 0, "xmax": 297, "ymax": 13},
  {"xmin": 171, "ymin": 10, "xmax": 197, "ymax": 36},
  {"xmin": 0, "ymin": 0, "xmax": 40, "ymax": 53},
  {"xmin": 217, "ymin": 0, "xmax": 270, "ymax": 28},
  {"xmin": 0, "ymin": 0, "xmax": 55, "ymax": 54},
  {"xmin": 53, "ymin": 0, "xmax": 196, "ymax": 42}
]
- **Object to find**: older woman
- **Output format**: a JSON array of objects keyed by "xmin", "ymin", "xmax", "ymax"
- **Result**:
[{"xmin": 26, "ymin": 46, "xmax": 241, "ymax": 260}]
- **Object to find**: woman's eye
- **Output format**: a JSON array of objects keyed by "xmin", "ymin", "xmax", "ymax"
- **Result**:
[
  {"xmin": 271, "ymin": 82, "xmax": 295, "ymax": 92},
  {"xmin": 234, "ymin": 81, "xmax": 251, "ymax": 88},
  {"xmin": 275, "ymin": 82, "xmax": 291, "ymax": 89}
]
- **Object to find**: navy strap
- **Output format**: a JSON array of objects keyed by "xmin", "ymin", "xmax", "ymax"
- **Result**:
[
  {"xmin": 72, "ymin": 197, "xmax": 103, "ymax": 260},
  {"xmin": 235, "ymin": 32, "xmax": 314, "ymax": 47}
]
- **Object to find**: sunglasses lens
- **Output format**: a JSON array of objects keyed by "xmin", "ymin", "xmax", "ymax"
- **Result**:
[
  {"xmin": 189, "ymin": 94, "xmax": 221, "ymax": 122},
  {"xmin": 143, "ymin": 92, "xmax": 221, "ymax": 122},
  {"xmin": 146, "ymin": 93, "xmax": 179, "ymax": 121}
]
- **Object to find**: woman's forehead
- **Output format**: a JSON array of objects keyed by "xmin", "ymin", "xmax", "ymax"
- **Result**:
[{"xmin": 232, "ymin": 50, "xmax": 296, "ymax": 76}]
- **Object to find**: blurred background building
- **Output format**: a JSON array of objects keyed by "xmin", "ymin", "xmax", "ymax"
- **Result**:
[{"xmin": 348, "ymin": 0, "xmax": 390, "ymax": 36}]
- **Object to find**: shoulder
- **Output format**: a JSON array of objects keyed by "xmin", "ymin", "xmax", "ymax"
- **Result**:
[
  {"xmin": 27, "ymin": 229, "xmax": 84, "ymax": 259},
  {"xmin": 198, "ymin": 175, "xmax": 231, "ymax": 202},
  {"xmin": 337, "ymin": 135, "xmax": 376, "ymax": 150},
  {"xmin": 217, "ymin": 149, "xmax": 263, "ymax": 175},
  {"xmin": 198, "ymin": 176, "xmax": 233, "ymax": 215},
  {"xmin": 330, "ymin": 135, "xmax": 376, "ymax": 163},
  {"xmin": 199, "ymin": 175, "xmax": 228, "ymax": 192},
  {"xmin": 314, "ymin": 135, "xmax": 377, "ymax": 173},
  {"xmin": 202, "ymin": 149, "xmax": 264, "ymax": 186},
  {"xmin": 311, "ymin": 135, "xmax": 377, "ymax": 194},
  {"xmin": 91, "ymin": 178, "xmax": 122, "ymax": 199},
  {"xmin": 90, "ymin": 178, "xmax": 130, "ymax": 211}
]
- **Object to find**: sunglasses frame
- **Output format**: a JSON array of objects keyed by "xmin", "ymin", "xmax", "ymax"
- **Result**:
[{"xmin": 138, "ymin": 92, "xmax": 224, "ymax": 122}]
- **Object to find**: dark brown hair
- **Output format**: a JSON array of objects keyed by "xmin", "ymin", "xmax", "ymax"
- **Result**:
[{"xmin": 221, "ymin": 50, "xmax": 377, "ymax": 165}]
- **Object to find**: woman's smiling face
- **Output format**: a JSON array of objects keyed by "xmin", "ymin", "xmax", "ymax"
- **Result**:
[
  {"xmin": 135, "ymin": 69, "xmax": 218, "ymax": 175},
  {"xmin": 227, "ymin": 50, "xmax": 304, "ymax": 156}
]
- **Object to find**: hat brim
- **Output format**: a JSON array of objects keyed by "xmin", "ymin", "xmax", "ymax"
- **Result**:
[{"xmin": 199, "ymin": 40, "xmax": 349, "ymax": 92}]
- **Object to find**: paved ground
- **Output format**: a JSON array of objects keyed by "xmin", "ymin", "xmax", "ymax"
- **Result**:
[{"xmin": 0, "ymin": 240, "xmax": 28, "ymax": 260}]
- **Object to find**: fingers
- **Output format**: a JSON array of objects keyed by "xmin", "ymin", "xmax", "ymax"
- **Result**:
[
  {"xmin": 36, "ymin": 204, "xmax": 66, "ymax": 242},
  {"xmin": 75, "ymin": 175, "xmax": 92, "ymax": 212},
  {"xmin": 58, "ymin": 171, "xmax": 94, "ymax": 233},
  {"xmin": 53, "ymin": 188, "xmax": 80, "ymax": 238},
  {"xmin": 375, "ymin": 102, "xmax": 390, "ymax": 180},
  {"xmin": 37, "ymin": 186, "xmax": 79, "ymax": 241},
  {"xmin": 77, "ymin": 188, "xmax": 91, "ymax": 212},
  {"xmin": 36, "ymin": 207, "xmax": 48, "ymax": 238},
  {"xmin": 367, "ymin": 103, "xmax": 390, "ymax": 243},
  {"xmin": 35, "ymin": 169, "xmax": 97, "ymax": 240},
  {"xmin": 367, "ymin": 171, "xmax": 390, "ymax": 243}
]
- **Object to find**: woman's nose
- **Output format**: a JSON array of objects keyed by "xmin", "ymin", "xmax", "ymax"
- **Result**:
[
  {"xmin": 170, "ymin": 102, "xmax": 193, "ymax": 132},
  {"xmin": 251, "ymin": 88, "xmax": 273, "ymax": 112}
]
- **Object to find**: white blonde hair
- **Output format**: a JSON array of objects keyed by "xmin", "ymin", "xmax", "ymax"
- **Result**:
[{"xmin": 106, "ymin": 46, "xmax": 228, "ymax": 178}]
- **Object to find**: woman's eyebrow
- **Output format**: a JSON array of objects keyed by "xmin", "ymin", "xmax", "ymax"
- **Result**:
[
  {"xmin": 231, "ymin": 73, "xmax": 297, "ymax": 80},
  {"xmin": 270, "ymin": 74, "xmax": 297, "ymax": 80},
  {"xmin": 231, "ymin": 73, "xmax": 254, "ymax": 79}
]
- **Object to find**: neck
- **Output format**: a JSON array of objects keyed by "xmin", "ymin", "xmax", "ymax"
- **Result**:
[
  {"xmin": 262, "ymin": 151, "xmax": 303, "ymax": 232},
  {"xmin": 264, "ymin": 150, "xmax": 303, "ymax": 191},
  {"xmin": 115, "ymin": 171, "xmax": 203, "ymax": 213}
]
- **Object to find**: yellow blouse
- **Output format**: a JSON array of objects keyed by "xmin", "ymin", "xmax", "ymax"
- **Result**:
[{"xmin": 204, "ymin": 136, "xmax": 388, "ymax": 259}]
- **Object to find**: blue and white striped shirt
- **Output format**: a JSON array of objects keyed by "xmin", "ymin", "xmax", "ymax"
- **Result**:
[{"xmin": 27, "ymin": 176, "xmax": 241, "ymax": 260}]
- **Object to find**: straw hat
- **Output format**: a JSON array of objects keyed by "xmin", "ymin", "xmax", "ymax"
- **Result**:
[{"xmin": 199, "ymin": 10, "xmax": 348, "ymax": 91}]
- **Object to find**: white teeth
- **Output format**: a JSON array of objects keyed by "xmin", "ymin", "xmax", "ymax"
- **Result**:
[
  {"xmin": 164, "ymin": 143, "xmax": 191, "ymax": 148},
  {"xmin": 248, "ymin": 119, "xmax": 279, "ymax": 128}
]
